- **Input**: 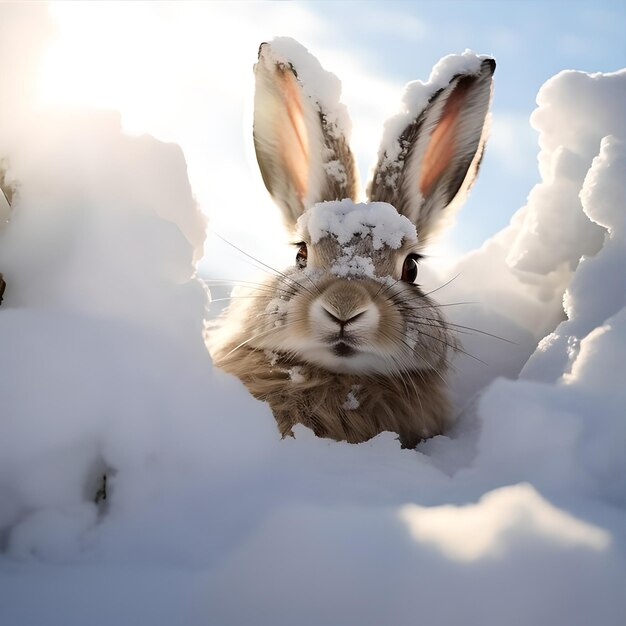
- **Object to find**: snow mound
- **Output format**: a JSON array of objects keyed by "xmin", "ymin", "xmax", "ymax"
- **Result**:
[
  {"xmin": 521, "ymin": 135, "xmax": 626, "ymax": 384},
  {"xmin": 0, "ymin": 111, "xmax": 207, "ymax": 336},
  {"xmin": 507, "ymin": 69, "xmax": 626, "ymax": 274}
]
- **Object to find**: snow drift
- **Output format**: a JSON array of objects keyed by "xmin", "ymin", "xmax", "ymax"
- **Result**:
[{"xmin": 0, "ymin": 15, "xmax": 625, "ymax": 626}]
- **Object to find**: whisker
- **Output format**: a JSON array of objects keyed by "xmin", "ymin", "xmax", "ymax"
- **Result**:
[
  {"xmin": 299, "ymin": 270, "xmax": 323, "ymax": 297},
  {"xmin": 392, "ymin": 292, "xmax": 479, "ymax": 307},
  {"xmin": 204, "ymin": 281, "xmax": 295, "ymax": 299},
  {"xmin": 421, "ymin": 272, "xmax": 461, "ymax": 298},
  {"xmin": 381, "ymin": 322, "xmax": 451, "ymax": 383},
  {"xmin": 220, "ymin": 325, "xmax": 286, "ymax": 359},
  {"xmin": 218, "ymin": 275, "xmax": 292, "ymax": 300},
  {"xmin": 393, "ymin": 303, "xmax": 513, "ymax": 345},
  {"xmin": 211, "ymin": 230, "xmax": 318, "ymax": 298},
  {"xmin": 375, "ymin": 271, "xmax": 460, "ymax": 304},
  {"xmin": 204, "ymin": 278, "xmax": 281, "ymax": 289},
  {"xmin": 210, "ymin": 295, "xmax": 284, "ymax": 303},
  {"xmin": 416, "ymin": 328, "xmax": 487, "ymax": 365},
  {"xmin": 406, "ymin": 316, "xmax": 515, "ymax": 344},
  {"xmin": 374, "ymin": 277, "xmax": 402, "ymax": 300}
]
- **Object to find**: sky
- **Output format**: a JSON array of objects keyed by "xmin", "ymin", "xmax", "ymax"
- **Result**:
[{"xmin": 18, "ymin": 0, "xmax": 626, "ymax": 271}]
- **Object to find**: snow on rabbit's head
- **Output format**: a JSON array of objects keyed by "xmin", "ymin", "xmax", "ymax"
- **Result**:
[{"xmin": 210, "ymin": 38, "xmax": 494, "ymax": 446}]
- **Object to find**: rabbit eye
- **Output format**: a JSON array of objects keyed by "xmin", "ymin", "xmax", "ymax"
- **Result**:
[
  {"xmin": 296, "ymin": 243, "xmax": 308, "ymax": 269},
  {"xmin": 401, "ymin": 254, "xmax": 420, "ymax": 283}
]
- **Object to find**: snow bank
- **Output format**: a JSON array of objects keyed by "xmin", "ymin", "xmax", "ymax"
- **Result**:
[
  {"xmin": 0, "ymin": 11, "xmax": 625, "ymax": 626},
  {"xmin": 522, "ymin": 135, "xmax": 626, "ymax": 383}
]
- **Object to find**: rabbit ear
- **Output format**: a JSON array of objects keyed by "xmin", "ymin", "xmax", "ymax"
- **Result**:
[
  {"xmin": 253, "ymin": 41, "xmax": 358, "ymax": 231},
  {"xmin": 367, "ymin": 58, "xmax": 495, "ymax": 243}
]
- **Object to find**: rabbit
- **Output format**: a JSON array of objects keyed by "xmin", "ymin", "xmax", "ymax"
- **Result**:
[{"xmin": 210, "ymin": 40, "xmax": 495, "ymax": 448}]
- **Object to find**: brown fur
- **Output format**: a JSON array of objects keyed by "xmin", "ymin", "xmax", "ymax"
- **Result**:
[
  {"xmin": 213, "ymin": 339, "xmax": 449, "ymax": 449},
  {"xmin": 209, "ymin": 247, "xmax": 455, "ymax": 449}
]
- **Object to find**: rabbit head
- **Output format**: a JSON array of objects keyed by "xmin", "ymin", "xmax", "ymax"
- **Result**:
[{"xmin": 210, "ymin": 39, "xmax": 495, "ymax": 446}]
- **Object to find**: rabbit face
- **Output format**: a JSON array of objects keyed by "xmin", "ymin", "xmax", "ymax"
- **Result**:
[{"xmin": 256, "ymin": 200, "xmax": 450, "ymax": 375}]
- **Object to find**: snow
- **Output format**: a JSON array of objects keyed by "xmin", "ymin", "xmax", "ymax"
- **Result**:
[
  {"xmin": 399, "ymin": 483, "xmax": 612, "ymax": 561},
  {"xmin": 521, "ymin": 134, "xmax": 626, "ymax": 383},
  {"xmin": 342, "ymin": 386, "xmax": 361, "ymax": 410},
  {"xmin": 330, "ymin": 250, "xmax": 377, "ymax": 278},
  {"xmin": 1, "ymin": 9, "xmax": 625, "ymax": 626},
  {"xmin": 323, "ymin": 158, "xmax": 348, "ymax": 185},
  {"xmin": 288, "ymin": 366, "xmax": 306, "ymax": 383},
  {"xmin": 298, "ymin": 198, "xmax": 417, "ymax": 248},
  {"xmin": 506, "ymin": 70, "xmax": 626, "ymax": 274},
  {"xmin": 296, "ymin": 199, "xmax": 417, "ymax": 278}
]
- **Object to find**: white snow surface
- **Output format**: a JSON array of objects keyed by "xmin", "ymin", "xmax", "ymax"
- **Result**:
[{"xmin": 1, "ymin": 14, "xmax": 625, "ymax": 626}]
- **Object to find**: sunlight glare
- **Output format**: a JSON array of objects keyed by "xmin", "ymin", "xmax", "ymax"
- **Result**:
[{"xmin": 34, "ymin": 2, "xmax": 425, "ymax": 282}]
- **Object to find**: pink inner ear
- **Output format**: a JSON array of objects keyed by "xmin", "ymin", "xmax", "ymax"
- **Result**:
[
  {"xmin": 278, "ymin": 69, "xmax": 309, "ymax": 202},
  {"xmin": 418, "ymin": 79, "xmax": 470, "ymax": 197}
]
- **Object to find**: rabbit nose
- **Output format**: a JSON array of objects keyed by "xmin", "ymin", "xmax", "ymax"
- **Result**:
[
  {"xmin": 319, "ymin": 281, "xmax": 374, "ymax": 327},
  {"xmin": 320, "ymin": 304, "xmax": 366, "ymax": 328}
]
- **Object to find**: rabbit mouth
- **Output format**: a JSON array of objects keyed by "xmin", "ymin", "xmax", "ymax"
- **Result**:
[
  {"xmin": 332, "ymin": 341, "xmax": 356, "ymax": 357},
  {"xmin": 297, "ymin": 339, "xmax": 392, "ymax": 374}
]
